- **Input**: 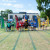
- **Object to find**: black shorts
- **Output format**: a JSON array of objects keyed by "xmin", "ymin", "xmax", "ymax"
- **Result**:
[
  {"xmin": 43, "ymin": 25, "xmax": 44, "ymax": 27},
  {"xmin": 11, "ymin": 25, "xmax": 14, "ymax": 26},
  {"xmin": 34, "ymin": 26, "xmax": 36, "ymax": 28},
  {"xmin": 28, "ymin": 24, "xmax": 31, "ymax": 26},
  {"xmin": 7, "ymin": 26, "xmax": 11, "ymax": 28}
]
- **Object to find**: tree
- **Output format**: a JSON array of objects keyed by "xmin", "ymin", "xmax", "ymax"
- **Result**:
[
  {"xmin": 36, "ymin": 0, "xmax": 50, "ymax": 19},
  {"xmin": 18, "ymin": 17, "xmax": 22, "ymax": 21},
  {"xmin": 45, "ymin": 8, "xmax": 50, "ymax": 19},
  {"xmin": 5, "ymin": 9, "xmax": 13, "ymax": 13},
  {"xmin": 36, "ymin": 0, "xmax": 49, "ymax": 12},
  {"xmin": 1, "ymin": 9, "xmax": 13, "ymax": 19}
]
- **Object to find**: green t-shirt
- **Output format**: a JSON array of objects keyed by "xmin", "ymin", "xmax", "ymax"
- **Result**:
[{"xmin": 11, "ymin": 22, "xmax": 14, "ymax": 25}]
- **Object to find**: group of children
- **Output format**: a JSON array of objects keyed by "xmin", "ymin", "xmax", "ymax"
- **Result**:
[
  {"xmin": 16, "ymin": 20, "xmax": 37, "ymax": 31},
  {"xmin": 6, "ymin": 20, "xmax": 48, "ymax": 31}
]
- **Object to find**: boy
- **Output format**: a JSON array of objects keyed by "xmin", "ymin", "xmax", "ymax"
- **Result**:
[
  {"xmin": 24, "ymin": 20, "xmax": 28, "ymax": 29},
  {"xmin": 34, "ymin": 21, "xmax": 36, "ymax": 30},
  {"xmin": 7, "ymin": 21, "xmax": 11, "ymax": 31}
]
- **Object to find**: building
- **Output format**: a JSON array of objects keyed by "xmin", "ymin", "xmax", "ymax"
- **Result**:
[{"xmin": 8, "ymin": 12, "xmax": 39, "ymax": 20}]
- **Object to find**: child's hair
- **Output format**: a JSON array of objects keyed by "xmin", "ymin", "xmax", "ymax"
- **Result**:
[{"xmin": 7, "ymin": 21, "xmax": 9, "ymax": 23}]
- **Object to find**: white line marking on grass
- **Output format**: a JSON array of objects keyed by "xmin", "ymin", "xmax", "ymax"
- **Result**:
[
  {"xmin": 43, "ymin": 30, "xmax": 50, "ymax": 34},
  {"xmin": 37, "ymin": 31, "xmax": 50, "ymax": 43},
  {"xmin": 28, "ymin": 31, "xmax": 36, "ymax": 50},
  {"xmin": 0, "ymin": 32, "xmax": 13, "ymax": 43},
  {"xmin": 13, "ymin": 31, "xmax": 21, "ymax": 50}
]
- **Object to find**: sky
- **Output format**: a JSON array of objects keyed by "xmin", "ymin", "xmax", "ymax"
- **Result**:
[{"xmin": 0, "ymin": 0, "xmax": 40, "ymax": 13}]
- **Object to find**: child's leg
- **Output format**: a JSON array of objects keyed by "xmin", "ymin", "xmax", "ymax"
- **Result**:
[
  {"xmin": 46, "ymin": 26, "xmax": 47, "ymax": 30},
  {"xmin": 10, "ymin": 26, "xmax": 11, "ymax": 30},
  {"xmin": 31, "ymin": 27, "xmax": 32, "ymax": 30},
  {"xmin": 12, "ymin": 26, "xmax": 14, "ymax": 29},
  {"xmin": 6, "ymin": 27, "xmax": 8, "ymax": 32},
  {"xmin": 17, "ymin": 28, "xmax": 19, "ymax": 31},
  {"xmin": 28, "ymin": 26, "xmax": 29, "ymax": 30},
  {"xmin": 20, "ymin": 27, "xmax": 21, "ymax": 31},
  {"xmin": 9, "ymin": 27, "xmax": 11, "ymax": 31},
  {"xmin": 22, "ymin": 26, "xmax": 24, "ymax": 31},
  {"xmin": 30, "ymin": 27, "xmax": 32, "ymax": 30},
  {"xmin": 32, "ymin": 27, "xmax": 33, "ymax": 30},
  {"xmin": 43, "ymin": 25, "xmax": 44, "ymax": 30}
]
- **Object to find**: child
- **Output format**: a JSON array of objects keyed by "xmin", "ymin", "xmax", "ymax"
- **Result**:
[
  {"xmin": 15, "ymin": 15, "xmax": 18, "ymax": 27},
  {"xmin": 30, "ymin": 20, "xmax": 34, "ymax": 30},
  {"xmin": 28, "ymin": 20, "xmax": 31, "ymax": 30},
  {"xmin": 16, "ymin": 21, "xmax": 19, "ymax": 31},
  {"xmin": 24, "ymin": 20, "xmax": 28, "ymax": 29},
  {"xmin": 11, "ymin": 21, "xmax": 15, "ymax": 31},
  {"xmin": 34, "ymin": 21, "xmax": 36, "ymax": 30},
  {"xmin": 42, "ymin": 21, "xmax": 45, "ymax": 30},
  {"xmin": 22, "ymin": 21, "xmax": 24, "ymax": 28},
  {"xmin": 19, "ymin": 20, "xmax": 22, "ymax": 31},
  {"xmin": 7, "ymin": 21, "xmax": 11, "ymax": 31},
  {"xmin": 45, "ymin": 20, "xmax": 48, "ymax": 30}
]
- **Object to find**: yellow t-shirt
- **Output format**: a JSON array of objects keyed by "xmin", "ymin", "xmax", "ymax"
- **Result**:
[
  {"xmin": 45, "ymin": 22, "xmax": 48, "ymax": 26},
  {"xmin": 42, "ymin": 22, "xmax": 45, "ymax": 25}
]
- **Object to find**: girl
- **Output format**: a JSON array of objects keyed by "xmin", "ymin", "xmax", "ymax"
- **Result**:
[
  {"xmin": 16, "ymin": 21, "xmax": 19, "ymax": 31},
  {"xmin": 42, "ymin": 21, "xmax": 45, "ymax": 30},
  {"xmin": 45, "ymin": 20, "xmax": 48, "ymax": 30}
]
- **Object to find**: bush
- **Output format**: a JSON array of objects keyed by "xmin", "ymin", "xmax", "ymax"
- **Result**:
[{"xmin": 40, "ymin": 11, "xmax": 47, "ymax": 20}]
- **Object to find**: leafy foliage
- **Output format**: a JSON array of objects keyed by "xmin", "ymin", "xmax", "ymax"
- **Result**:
[
  {"xmin": 1, "ymin": 9, "xmax": 13, "ymax": 19},
  {"xmin": 36, "ymin": 0, "xmax": 50, "ymax": 19},
  {"xmin": 40, "ymin": 11, "xmax": 47, "ymax": 20},
  {"xmin": 45, "ymin": 8, "xmax": 50, "ymax": 19}
]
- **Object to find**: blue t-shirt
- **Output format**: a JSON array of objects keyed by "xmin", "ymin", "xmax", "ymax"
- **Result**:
[
  {"xmin": 30, "ymin": 22, "xmax": 34, "ymax": 26},
  {"xmin": 34, "ymin": 22, "xmax": 36, "ymax": 26},
  {"xmin": 7, "ymin": 23, "xmax": 11, "ymax": 27},
  {"xmin": 25, "ymin": 15, "xmax": 28, "ymax": 20}
]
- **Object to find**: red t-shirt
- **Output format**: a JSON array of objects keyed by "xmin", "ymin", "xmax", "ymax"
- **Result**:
[
  {"xmin": 16, "ymin": 22, "xmax": 19, "ymax": 28},
  {"xmin": 19, "ymin": 21, "xmax": 24, "ymax": 27},
  {"xmin": 16, "ymin": 18, "xmax": 18, "ymax": 21},
  {"xmin": 20, "ymin": 21, "xmax": 22, "ymax": 26}
]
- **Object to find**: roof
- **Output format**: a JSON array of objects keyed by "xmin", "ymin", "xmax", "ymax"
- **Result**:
[{"xmin": 8, "ymin": 13, "xmax": 38, "ymax": 14}]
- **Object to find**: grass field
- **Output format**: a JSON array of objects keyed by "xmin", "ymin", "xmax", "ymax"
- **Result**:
[{"xmin": 0, "ymin": 29, "xmax": 50, "ymax": 50}]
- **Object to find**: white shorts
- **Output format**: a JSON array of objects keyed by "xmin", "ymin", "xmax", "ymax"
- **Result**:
[{"xmin": 31, "ymin": 26, "xmax": 33, "ymax": 27}]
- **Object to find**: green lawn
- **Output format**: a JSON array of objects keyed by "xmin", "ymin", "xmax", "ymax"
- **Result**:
[{"xmin": 0, "ymin": 29, "xmax": 50, "ymax": 50}]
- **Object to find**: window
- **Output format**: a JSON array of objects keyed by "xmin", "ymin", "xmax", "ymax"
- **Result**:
[
  {"xmin": 10, "ymin": 15, "xmax": 13, "ymax": 19},
  {"xmin": 23, "ymin": 15, "xmax": 25, "ymax": 19},
  {"xmin": 27, "ymin": 15, "xmax": 29, "ymax": 19}
]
